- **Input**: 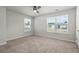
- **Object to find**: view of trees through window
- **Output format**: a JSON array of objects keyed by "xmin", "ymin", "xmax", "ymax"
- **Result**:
[
  {"xmin": 47, "ymin": 15, "xmax": 68, "ymax": 33},
  {"xmin": 24, "ymin": 18, "xmax": 31, "ymax": 32},
  {"xmin": 47, "ymin": 17, "xmax": 56, "ymax": 32}
]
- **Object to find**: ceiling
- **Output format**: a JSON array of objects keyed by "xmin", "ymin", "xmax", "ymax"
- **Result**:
[{"xmin": 6, "ymin": 6, "xmax": 76, "ymax": 17}]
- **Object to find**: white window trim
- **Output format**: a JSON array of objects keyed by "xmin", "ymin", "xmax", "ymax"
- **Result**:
[
  {"xmin": 47, "ymin": 15, "xmax": 69, "ymax": 34},
  {"xmin": 24, "ymin": 17, "xmax": 31, "ymax": 32}
]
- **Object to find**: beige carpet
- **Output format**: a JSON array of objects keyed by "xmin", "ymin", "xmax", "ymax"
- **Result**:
[{"xmin": 0, "ymin": 36, "xmax": 79, "ymax": 53}]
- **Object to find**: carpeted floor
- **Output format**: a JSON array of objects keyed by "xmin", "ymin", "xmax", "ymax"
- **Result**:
[{"xmin": 0, "ymin": 36, "xmax": 79, "ymax": 53}]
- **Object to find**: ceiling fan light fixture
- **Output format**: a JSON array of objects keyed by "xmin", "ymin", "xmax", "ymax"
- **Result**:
[
  {"xmin": 33, "ymin": 10, "xmax": 37, "ymax": 13},
  {"xmin": 33, "ymin": 6, "xmax": 41, "ymax": 14}
]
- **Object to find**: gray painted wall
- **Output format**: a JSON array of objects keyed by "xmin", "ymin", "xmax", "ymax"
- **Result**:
[
  {"xmin": 76, "ymin": 7, "xmax": 79, "ymax": 47},
  {"xmin": 34, "ymin": 8, "xmax": 76, "ymax": 42},
  {"xmin": 0, "ymin": 7, "xmax": 6, "ymax": 43},
  {"xmin": 6, "ymin": 9, "xmax": 34, "ymax": 40}
]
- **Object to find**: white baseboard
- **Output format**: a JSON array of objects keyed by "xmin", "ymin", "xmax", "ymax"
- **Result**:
[
  {"xmin": 7, "ymin": 35, "xmax": 33, "ymax": 41},
  {"xmin": 35, "ymin": 34, "xmax": 75, "ymax": 42},
  {"xmin": 0, "ymin": 42, "xmax": 7, "ymax": 45},
  {"xmin": 0, "ymin": 35, "xmax": 33, "ymax": 46},
  {"xmin": 7, "ymin": 36, "xmax": 26, "ymax": 41}
]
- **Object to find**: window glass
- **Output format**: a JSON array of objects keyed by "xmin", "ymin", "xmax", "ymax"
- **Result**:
[
  {"xmin": 47, "ymin": 17, "xmax": 56, "ymax": 32},
  {"xmin": 56, "ymin": 15, "xmax": 68, "ymax": 32},
  {"xmin": 24, "ymin": 18, "xmax": 31, "ymax": 32},
  {"xmin": 47, "ymin": 15, "xmax": 68, "ymax": 33}
]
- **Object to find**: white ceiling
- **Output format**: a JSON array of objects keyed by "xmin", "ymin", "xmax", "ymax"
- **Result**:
[{"xmin": 6, "ymin": 6, "xmax": 76, "ymax": 16}]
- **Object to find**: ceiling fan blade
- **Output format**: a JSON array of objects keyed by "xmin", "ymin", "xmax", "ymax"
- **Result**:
[
  {"xmin": 33, "ymin": 6, "xmax": 41, "ymax": 14},
  {"xmin": 37, "ymin": 11, "xmax": 39, "ymax": 13},
  {"xmin": 38, "ymin": 6, "xmax": 41, "ymax": 9},
  {"xmin": 33, "ymin": 6, "xmax": 37, "ymax": 10}
]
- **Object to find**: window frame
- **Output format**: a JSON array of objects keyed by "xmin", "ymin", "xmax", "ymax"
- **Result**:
[
  {"xmin": 24, "ymin": 17, "xmax": 31, "ymax": 32},
  {"xmin": 47, "ymin": 15, "xmax": 69, "ymax": 34},
  {"xmin": 47, "ymin": 17, "xmax": 56, "ymax": 32}
]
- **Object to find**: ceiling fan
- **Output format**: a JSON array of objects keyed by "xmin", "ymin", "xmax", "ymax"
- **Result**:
[{"xmin": 33, "ymin": 6, "xmax": 41, "ymax": 13}]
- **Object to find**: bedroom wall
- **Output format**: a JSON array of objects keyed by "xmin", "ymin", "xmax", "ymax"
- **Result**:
[
  {"xmin": 6, "ymin": 9, "xmax": 34, "ymax": 40},
  {"xmin": 0, "ymin": 7, "xmax": 7, "ymax": 43},
  {"xmin": 76, "ymin": 7, "xmax": 79, "ymax": 48},
  {"xmin": 34, "ymin": 8, "xmax": 76, "ymax": 42}
]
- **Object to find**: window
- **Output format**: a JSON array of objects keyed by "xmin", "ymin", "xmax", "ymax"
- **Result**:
[
  {"xmin": 47, "ymin": 17, "xmax": 56, "ymax": 32},
  {"xmin": 24, "ymin": 18, "xmax": 31, "ymax": 32},
  {"xmin": 47, "ymin": 15, "xmax": 68, "ymax": 33}
]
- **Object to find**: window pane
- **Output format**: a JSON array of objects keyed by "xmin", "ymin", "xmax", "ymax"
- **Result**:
[
  {"xmin": 56, "ymin": 15, "xmax": 68, "ymax": 32},
  {"xmin": 24, "ymin": 18, "xmax": 31, "ymax": 32},
  {"xmin": 47, "ymin": 17, "xmax": 56, "ymax": 32}
]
